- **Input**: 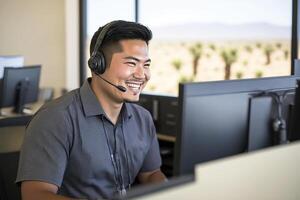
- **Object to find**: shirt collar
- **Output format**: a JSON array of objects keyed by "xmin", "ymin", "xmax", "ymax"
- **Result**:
[
  {"xmin": 80, "ymin": 78, "xmax": 133, "ymax": 120},
  {"xmin": 122, "ymin": 102, "xmax": 133, "ymax": 121},
  {"xmin": 80, "ymin": 78, "xmax": 106, "ymax": 117}
]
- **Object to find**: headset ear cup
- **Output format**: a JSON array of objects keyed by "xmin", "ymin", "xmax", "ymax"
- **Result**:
[
  {"xmin": 88, "ymin": 55, "xmax": 98, "ymax": 73},
  {"xmin": 88, "ymin": 51, "xmax": 106, "ymax": 74},
  {"xmin": 97, "ymin": 51, "xmax": 106, "ymax": 74}
]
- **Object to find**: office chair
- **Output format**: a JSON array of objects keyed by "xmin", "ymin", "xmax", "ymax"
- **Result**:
[
  {"xmin": 0, "ymin": 170, "xmax": 7, "ymax": 200},
  {"xmin": 0, "ymin": 151, "xmax": 21, "ymax": 200},
  {"xmin": 0, "ymin": 126, "xmax": 25, "ymax": 200}
]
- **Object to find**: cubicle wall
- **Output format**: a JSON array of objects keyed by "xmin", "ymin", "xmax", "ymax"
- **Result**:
[{"xmin": 137, "ymin": 93, "xmax": 178, "ymax": 136}]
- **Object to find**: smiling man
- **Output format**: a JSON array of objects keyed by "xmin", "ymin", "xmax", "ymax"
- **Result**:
[{"xmin": 16, "ymin": 20, "xmax": 166, "ymax": 200}]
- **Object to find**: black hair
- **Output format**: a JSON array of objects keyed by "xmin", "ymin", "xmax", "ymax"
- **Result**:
[{"xmin": 89, "ymin": 20, "xmax": 152, "ymax": 56}]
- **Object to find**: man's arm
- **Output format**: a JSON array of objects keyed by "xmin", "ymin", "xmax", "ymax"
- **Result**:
[
  {"xmin": 21, "ymin": 181, "xmax": 80, "ymax": 200},
  {"xmin": 137, "ymin": 169, "xmax": 167, "ymax": 184}
]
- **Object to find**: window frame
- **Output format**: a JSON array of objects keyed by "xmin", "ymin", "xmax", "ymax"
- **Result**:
[{"xmin": 79, "ymin": 0, "xmax": 299, "ymax": 85}]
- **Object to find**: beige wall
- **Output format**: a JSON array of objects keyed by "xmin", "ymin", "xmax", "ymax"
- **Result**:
[
  {"xmin": 0, "ymin": 0, "xmax": 67, "ymax": 95},
  {"xmin": 65, "ymin": 0, "xmax": 79, "ymax": 92}
]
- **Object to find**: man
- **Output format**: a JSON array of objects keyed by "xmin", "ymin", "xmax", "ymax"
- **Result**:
[{"xmin": 16, "ymin": 20, "xmax": 166, "ymax": 200}]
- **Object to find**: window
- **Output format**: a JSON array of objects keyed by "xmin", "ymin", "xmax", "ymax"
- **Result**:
[
  {"xmin": 140, "ymin": 0, "xmax": 293, "ymax": 95},
  {"xmin": 85, "ymin": 0, "xmax": 135, "ymax": 77}
]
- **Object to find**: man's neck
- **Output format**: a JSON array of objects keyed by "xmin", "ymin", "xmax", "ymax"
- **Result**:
[
  {"xmin": 100, "ymin": 99, "xmax": 122, "ymax": 125},
  {"xmin": 91, "ymin": 79, "xmax": 123, "ymax": 125}
]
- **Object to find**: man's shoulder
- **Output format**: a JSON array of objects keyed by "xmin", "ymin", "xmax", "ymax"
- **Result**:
[{"xmin": 33, "ymin": 89, "xmax": 80, "ymax": 121}]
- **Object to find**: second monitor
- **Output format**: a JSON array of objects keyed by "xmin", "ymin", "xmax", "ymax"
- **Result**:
[
  {"xmin": 0, "ymin": 65, "xmax": 41, "ymax": 114},
  {"xmin": 174, "ymin": 76, "xmax": 300, "ymax": 176}
]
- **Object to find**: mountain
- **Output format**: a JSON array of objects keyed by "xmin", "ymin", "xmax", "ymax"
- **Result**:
[{"xmin": 150, "ymin": 22, "xmax": 290, "ymax": 40}]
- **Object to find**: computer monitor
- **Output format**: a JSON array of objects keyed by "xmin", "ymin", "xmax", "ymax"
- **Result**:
[
  {"xmin": 174, "ymin": 76, "xmax": 300, "ymax": 176},
  {"xmin": 0, "ymin": 65, "xmax": 41, "ymax": 114},
  {"xmin": 290, "ymin": 79, "xmax": 300, "ymax": 141}
]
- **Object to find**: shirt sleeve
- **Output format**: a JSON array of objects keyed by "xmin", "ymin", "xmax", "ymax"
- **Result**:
[
  {"xmin": 139, "ymin": 115, "xmax": 162, "ymax": 172},
  {"xmin": 16, "ymin": 108, "xmax": 72, "ymax": 187}
]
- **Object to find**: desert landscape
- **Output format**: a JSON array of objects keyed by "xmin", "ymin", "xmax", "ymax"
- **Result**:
[
  {"xmin": 145, "ymin": 39, "xmax": 290, "ymax": 95},
  {"xmin": 85, "ymin": 23, "xmax": 291, "ymax": 96}
]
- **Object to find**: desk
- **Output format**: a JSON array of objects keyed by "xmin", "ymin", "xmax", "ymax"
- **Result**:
[
  {"xmin": 157, "ymin": 133, "xmax": 176, "ymax": 143},
  {"xmin": 0, "ymin": 126, "xmax": 25, "ymax": 153},
  {"xmin": 0, "ymin": 102, "xmax": 43, "ymax": 153},
  {"xmin": 0, "ymin": 102, "xmax": 44, "ymax": 127}
]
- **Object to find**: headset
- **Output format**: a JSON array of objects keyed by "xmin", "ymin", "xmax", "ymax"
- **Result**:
[
  {"xmin": 88, "ymin": 21, "xmax": 127, "ymax": 93},
  {"xmin": 88, "ymin": 21, "xmax": 116, "ymax": 75}
]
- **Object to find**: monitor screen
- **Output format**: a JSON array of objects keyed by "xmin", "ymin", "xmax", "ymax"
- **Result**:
[
  {"xmin": 174, "ymin": 76, "xmax": 299, "ymax": 176},
  {"xmin": 0, "ymin": 65, "xmax": 41, "ymax": 114},
  {"xmin": 0, "ymin": 55, "xmax": 24, "ymax": 79}
]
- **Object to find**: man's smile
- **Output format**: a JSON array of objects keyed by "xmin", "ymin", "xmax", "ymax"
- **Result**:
[{"xmin": 125, "ymin": 80, "xmax": 145, "ymax": 93}]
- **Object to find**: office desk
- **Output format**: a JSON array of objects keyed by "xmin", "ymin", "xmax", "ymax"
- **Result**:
[
  {"xmin": 0, "ymin": 126, "xmax": 25, "ymax": 153},
  {"xmin": 0, "ymin": 103, "xmax": 44, "ymax": 153},
  {"xmin": 0, "ymin": 102, "xmax": 44, "ymax": 127}
]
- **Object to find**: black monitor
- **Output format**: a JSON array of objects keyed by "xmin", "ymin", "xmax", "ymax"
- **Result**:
[
  {"xmin": 0, "ymin": 65, "xmax": 41, "ymax": 114},
  {"xmin": 125, "ymin": 174, "xmax": 194, "ymax": 199},
  {"xmin": 174, "ymin": 76, "xmax": 299, "ymax": 176},
  {"xmin": 290, "ymin": 79, "xmax": 300, "ymax": 141}
]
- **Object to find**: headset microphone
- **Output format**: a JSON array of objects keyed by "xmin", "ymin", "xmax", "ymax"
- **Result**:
[{"xmin": 97, "ymin": 74, "xmax": 127, "ymax": 92}]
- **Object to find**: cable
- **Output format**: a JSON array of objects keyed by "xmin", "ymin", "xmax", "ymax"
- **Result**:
[
  {"xmin": 101, "ymin": 114, "xmax": 131, "ymax": 198},
  {"xmin": 254, "ymin": 89, "xmax": 293, "ymax": 145},
  {"xmin": 121, "ymin": 121, "xmax": 132, "ymax": 190},
  {"xmin": 101, "ymin": 116, "xmax": 121, "ymax": 193}
]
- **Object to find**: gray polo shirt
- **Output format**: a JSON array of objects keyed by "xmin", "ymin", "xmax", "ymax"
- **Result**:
[{"xmin": 16, "ymin": 79, "xmax": 162, "ymax": 200}]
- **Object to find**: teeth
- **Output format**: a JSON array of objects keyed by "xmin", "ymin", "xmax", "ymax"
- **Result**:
[
  {"xmin": 126, "ymin": 81, "xmax": 143, "ymax": 90},
  {"xmin": 127, "ymin": 83, "xmax": 140, "ymax": 89}
]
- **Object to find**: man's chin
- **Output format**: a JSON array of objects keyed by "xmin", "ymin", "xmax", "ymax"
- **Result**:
[{"xmin": 124, "ymin": 96, "xmax": 140, "ymax": 103}]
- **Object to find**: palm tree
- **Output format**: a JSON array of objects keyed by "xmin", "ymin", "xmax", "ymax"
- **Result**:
[
  {"xmin": 220, "ymin": 48, "xmax": 238, "ymax": 80},
  {"xmin": 255, "ymin": 70, "xmax": 263, "ymax": 78},
  {"xmin": 189, "ymin": 43, "xmax": 203, "ymax": 76},
  {"xmin": 264, "ymin": 44, "xmax": 274, "ymax": 65},
  {"xmin": 179, "ymin": 74, "xmax": 194, "ymax": 83},
  {"xmin": 209, "ymin": 43, "xmax": 216, "ymax": 51},
  {"xmin": 284, "ymin": 49, "xmax": 289, "ymax": 60},
  {"xmin": 256, "ymin": 42, "xmax": 262, "ymax": 48},
  {"xmin": 236, "ymin": 71, "xmax": 244, "ymax": 79},
  {"xmin": 171, "ymin": 59, "xmax": 183, "ymax": 71},
  {"xmin": 244, "ymin": 45, "xmax": 253, "ymax": 53},
  {"xmin": 276, "ymin": 42, "xmax": 282, "ymax": 49}
]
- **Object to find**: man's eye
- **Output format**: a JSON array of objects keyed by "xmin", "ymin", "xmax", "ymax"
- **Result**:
[
  {"xmin": 144, "ymin": 63, "xmax": 150, "ymax": 68},
  {"xmin": 125, "ymin": 62, "xmax": 136, "ymax": 67}
]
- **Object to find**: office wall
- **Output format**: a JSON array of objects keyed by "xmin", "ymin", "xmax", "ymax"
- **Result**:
[
  {"xmin": 65, "ymin": 0, "xmax": 79, "ymax": 92},
  {"xmin": 0, "ymin": 0, "xmax": 76, "ymax": 96}
]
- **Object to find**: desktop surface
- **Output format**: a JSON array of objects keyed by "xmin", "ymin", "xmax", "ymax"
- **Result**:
[{"xmin": 0, "ymin": 102, "xmax": 44, "ymax": 127}]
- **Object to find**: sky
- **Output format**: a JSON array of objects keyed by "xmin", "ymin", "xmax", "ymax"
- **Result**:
[{"xmin": 87, "ymin": 0, "xmax": 292, "ymax": 36}]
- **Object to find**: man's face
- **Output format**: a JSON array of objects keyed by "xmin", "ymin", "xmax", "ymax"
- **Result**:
[{"xmin": 100, "ymin": 39, "xmax": 151, "ymax": 102}]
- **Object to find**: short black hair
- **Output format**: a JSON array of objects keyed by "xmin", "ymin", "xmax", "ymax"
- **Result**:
[{"xmin": 89, "ymin": 20, "xmax": 152, "ymax": 56}]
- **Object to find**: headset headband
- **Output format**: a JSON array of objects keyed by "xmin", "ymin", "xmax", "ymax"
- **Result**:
[{"xmin": 91, "ymin": 21, "xmax": 116, "ymax": 57}]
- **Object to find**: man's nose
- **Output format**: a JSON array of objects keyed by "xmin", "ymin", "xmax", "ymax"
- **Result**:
[{"xmin": 134, "ymin": 65, "xmax": 146, "ymax": 78}]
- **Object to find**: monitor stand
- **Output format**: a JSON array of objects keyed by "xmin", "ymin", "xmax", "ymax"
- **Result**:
[
  {"xmin": 13, "ymin": 79, "xmax": 29, "ymax": 114},
  {"xmin": 247, "ymin": 96, "xmax": 273, "ymax": 151}
]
